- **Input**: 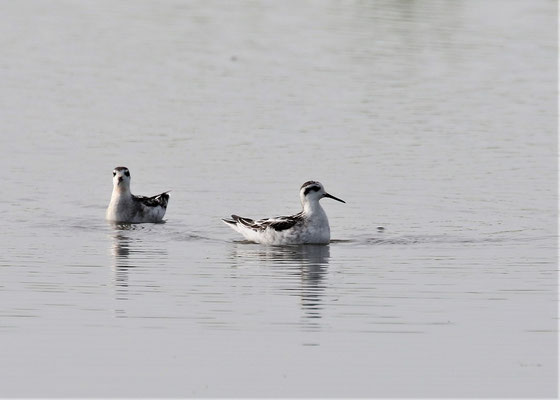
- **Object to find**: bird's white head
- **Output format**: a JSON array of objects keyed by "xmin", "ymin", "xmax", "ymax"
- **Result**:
[
  {"xmin": 299, "ymin": 181, "xmax": 345, "ymax": 208},
  {"xmin": 112, "ymin": 166, "xmax": 131, "ymax": 193}
]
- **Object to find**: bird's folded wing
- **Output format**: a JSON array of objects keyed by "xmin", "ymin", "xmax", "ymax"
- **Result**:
[{"xmin": 133, "ymin": 192, "xmax": 169, "ymax": 208}]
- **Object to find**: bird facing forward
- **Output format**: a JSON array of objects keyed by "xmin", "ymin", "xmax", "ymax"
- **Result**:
[{"xmin": 106, "ymin": 166, "xmax": 170, "ymax": 223}]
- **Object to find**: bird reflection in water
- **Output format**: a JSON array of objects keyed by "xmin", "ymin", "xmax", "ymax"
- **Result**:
[
  {"xmin": 297, "ymin": 245, "xmax": 330, "ymax": 320},
  {"xmin": 109, "ymin": 223, "xmax": 166, "ymax": 305},
  {"xmin": 230, "ymin": 243, "xmax": 330, "ymax": 328},
  {"xmin": 110, "ymin": 223, "xmax": 136, "ymax": 298},
  {"xmin": 109, "ymin": 223, "xmax": 139, "ymax": 305}
]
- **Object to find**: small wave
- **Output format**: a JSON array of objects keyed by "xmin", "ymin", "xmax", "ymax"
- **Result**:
[
  {"xmin": 359, "ymin": 234, "xmax": 553, "ymax": 246},
  {"xmin": 173, "ymin": 232, "xmax": 217, "ymax": 242}
]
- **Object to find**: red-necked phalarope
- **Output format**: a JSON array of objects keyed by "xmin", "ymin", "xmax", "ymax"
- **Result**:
[
  {"xmin": 106, "ymin": 166, "xmax": 170, "ymax": 223},
  {"xmin": 222, "ymin": 181, "xmax": 345, "ymax": 245}
]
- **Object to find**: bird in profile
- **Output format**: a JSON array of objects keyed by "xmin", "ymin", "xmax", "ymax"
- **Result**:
[
  {"xmin": 106, "ymin": 166, "xmax": 170, "ymax": 223},
  {"xmin": 222, "ymin": 181, "xmax": 345, "ymax": 245}
]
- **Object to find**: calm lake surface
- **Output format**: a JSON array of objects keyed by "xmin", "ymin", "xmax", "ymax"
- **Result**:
[{"xmin": 0, "ymin": 0, "xmax": 557, "ymax": 397}]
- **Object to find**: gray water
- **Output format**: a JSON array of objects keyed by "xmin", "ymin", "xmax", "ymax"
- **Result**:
[{"xmin": 0, "ymin": 0, "xmax": 557, "ymax": 397}]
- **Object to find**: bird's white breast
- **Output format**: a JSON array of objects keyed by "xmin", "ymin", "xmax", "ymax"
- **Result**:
[
  {"xmin": 106, "ymin": 195, "xmax": 133, "ymax": 222},
  {"xmin": 299, "ymin": 213, "xmax": 330, "ymax": 244}
]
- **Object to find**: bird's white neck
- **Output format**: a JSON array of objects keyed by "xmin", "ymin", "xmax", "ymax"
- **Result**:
[
  {"xmin": 303, "ymin": 199, "xmax": 326, "ymax": 217},
  {"xmin": 111, "ymin": 184, "xmax": 131, "ymax": 199}
]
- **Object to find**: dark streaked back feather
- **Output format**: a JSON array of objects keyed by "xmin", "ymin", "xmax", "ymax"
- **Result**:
[
  {"xmin": 230, "ymin": 212, "xmax": 304, "ymax": 232},
  {"xmin": 133, "ymin": 191, "xmax": 170, "ymax": 208}
]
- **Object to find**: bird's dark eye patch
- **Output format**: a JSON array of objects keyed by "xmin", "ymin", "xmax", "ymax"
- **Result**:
[
  {"xmin": 124, "ymin": 170, "xmax": 130, "ymax": 177},
  {"xmin": 303, "ymin": 185, "xmax": 321, "ymax": 196},
  {"xmin": 112, "ymin": 171, "xmax": 116, "ymax": 177}
]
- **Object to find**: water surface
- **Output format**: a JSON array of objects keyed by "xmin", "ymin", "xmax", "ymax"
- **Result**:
[{"xmin": 0, "ymin": 0, "xmax": 557, "ymax": 397}]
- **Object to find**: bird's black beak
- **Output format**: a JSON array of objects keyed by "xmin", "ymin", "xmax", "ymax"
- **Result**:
[
  {"xmin": 324, "ymin": 193, "xmax": 345, "ymax": 203},
  {"xmin": 118, "ymin": 176, "xmax": 123, "ymax": 184}
]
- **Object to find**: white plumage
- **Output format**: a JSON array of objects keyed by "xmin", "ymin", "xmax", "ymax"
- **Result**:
[
  {"xmin": 222, "ymin": 181, "xmax": 345, "ymax": 245},
  {"xmin": 106, "ymin": 166, "xmax": 170, "ymax": 223}
]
